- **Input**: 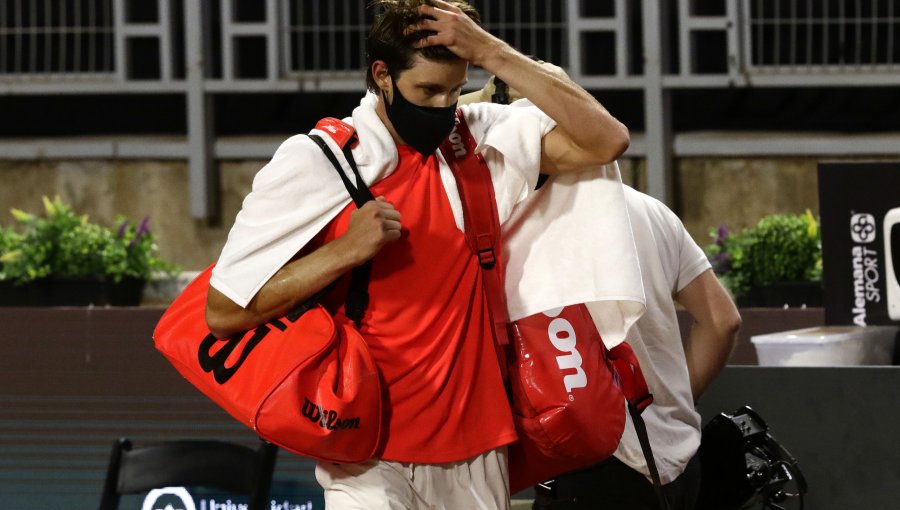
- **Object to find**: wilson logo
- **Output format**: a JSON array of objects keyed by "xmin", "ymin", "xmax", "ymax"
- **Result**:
[
  {"xmin": 448, "ymin": 124, "xmax": 467, "ymax": 158},
  {"xmin": 301, "ymin": 397, "xmax": 361, "ymax": 431},
  {"xmin": 544, "ymin": 307, "xmax": 587, "ymax": 394}
]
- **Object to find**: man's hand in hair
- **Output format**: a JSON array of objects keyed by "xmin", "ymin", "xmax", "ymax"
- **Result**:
[{"xmin": 406, "ymin": 0, "xmax": 505, "ymax": 67}]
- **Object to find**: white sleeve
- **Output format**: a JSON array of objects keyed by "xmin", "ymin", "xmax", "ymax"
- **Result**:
[
  {"xmin": 672, "ymin": 211, "xmax": 712, "ymax": 293},
  {"xmin": 459, "ymin": 101, "xmax": 557, "ymax": 224},
  {"xmin": 642, "ymin": 194, "xmax": 710, "ymax": 294}
]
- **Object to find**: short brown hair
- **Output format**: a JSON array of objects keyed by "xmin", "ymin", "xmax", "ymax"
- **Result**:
[{"xmin": 365, "ymin": 0, "xmax": 481, "ymax": 91}]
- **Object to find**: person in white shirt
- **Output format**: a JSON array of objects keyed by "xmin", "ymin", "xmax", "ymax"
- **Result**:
[
  {"xmin": 463, "ymin": 71, "xmax": 740, "ymax": 510},
  {"xmin": 534, "ymin": 186, "xmax": 742, "ymax": 510}
]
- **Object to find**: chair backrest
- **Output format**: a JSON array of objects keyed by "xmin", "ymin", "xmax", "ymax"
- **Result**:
[{"xmin": 97, "ymin": 437, "xmax": 278, "ymax": 510}]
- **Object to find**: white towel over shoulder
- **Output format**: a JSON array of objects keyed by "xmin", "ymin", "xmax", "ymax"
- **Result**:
[{"xmin": 503, "ymin": 163, "xmax": 646, "ymax": 348}]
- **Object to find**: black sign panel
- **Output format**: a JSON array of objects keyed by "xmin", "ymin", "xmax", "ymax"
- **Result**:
[{"xmin": 818, "ymin": 162, "xmax": 900, "ymax": 326}]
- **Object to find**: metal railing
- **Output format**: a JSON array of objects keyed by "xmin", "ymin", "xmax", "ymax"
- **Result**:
[
  {"xmin": 0, "ymin": 0, "xmax": 569, "ymax": 89},
  {"xmin": 4, "ymin": 1, "xmax": 899, "ymax": 87},
  {"xmin": 0, "ymin": 0, "xmax": 115, "ymax": 76},
  {"xmin": 745, "ymin": 0, "xmax": 900, "ymax": 71}
]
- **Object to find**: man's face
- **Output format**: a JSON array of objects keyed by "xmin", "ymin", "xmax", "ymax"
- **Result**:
[{"xmin": 384, "ymin": 54, "xmax": 468, "ymax": 108}]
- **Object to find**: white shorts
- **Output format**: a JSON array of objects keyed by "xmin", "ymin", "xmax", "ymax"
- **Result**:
[{"xmin": 315, "ymin": 447, "xmax": 510, "ymax": 510}]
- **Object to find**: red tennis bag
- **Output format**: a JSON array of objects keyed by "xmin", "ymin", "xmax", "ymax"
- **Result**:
[
  {"xmin": 154, "ymin": 266, "xmax": 381, "ymax": 462},
  {"xmin": 153, "ymin": 121, "xmax": 383, "ymax": 463},
  {"xmin": 441, "ymin": 112, "xmax": 653, "ymax": 494},
  {"xmin": 506, "ymin": 307, "xmax": 651, "ymax": 493}
]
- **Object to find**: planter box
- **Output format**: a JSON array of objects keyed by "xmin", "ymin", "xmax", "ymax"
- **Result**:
[
  {"xmin": 0, "ymin": 280, "xmax": 45, "ymax": 307},
  {"xmin": 0, "ymin": 278, "xmax": 145, "ymax": 307}
]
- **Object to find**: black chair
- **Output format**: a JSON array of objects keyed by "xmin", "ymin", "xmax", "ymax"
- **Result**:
[{"xmin": 97, "ymin": 437, "xmax": 278, "ymax": 510}]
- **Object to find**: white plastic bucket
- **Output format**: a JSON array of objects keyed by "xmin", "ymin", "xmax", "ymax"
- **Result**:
[{"xmin": 750, "ymin": 326, "xmax": 898, "ymax": 366}]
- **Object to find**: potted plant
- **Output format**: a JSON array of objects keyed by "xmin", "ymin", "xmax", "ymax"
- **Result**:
[
  {"xmin": 705, "ymin": 211, "xmax": 823, "ymax": 307},
  {"xmin": 0, "ymin": 196, "xmax": 178, "ymax": 306}
]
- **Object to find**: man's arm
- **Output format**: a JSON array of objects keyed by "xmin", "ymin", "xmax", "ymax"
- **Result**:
[
  {"xmin": 206, "ymin": 197, "xmax": 401, "ymax": 339},
  {"xmin": 675, "ymin": 269, "xmax": 742, "ymax": 399},
  {"xmin": 412, "ymin": 0, "xmax": 630, "ymax": 173}
]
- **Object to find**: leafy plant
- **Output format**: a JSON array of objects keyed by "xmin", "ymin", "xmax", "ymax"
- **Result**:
[
  {"xmin": 0, "ymin": 196, "xmax": 179, "ymax": 284},
  {"xmin": 705, "ymin": 211, "xmax": 822, "ymax": 298},
  {"xmin": 0, "ymin": 226, "xmax": 23, "ymax": 282},
  {"xmin": 105, "ymin": 216, "xmax": 179, "ymax": 282}
]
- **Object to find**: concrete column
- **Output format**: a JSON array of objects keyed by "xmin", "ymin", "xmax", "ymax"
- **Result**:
[
  {"xmin": 642, "ymin": 0, "xmax": 674, "ymax": 205},
  {"xmin": 185, "ymin": 0, "xmax": 217, "ymax": 221}
]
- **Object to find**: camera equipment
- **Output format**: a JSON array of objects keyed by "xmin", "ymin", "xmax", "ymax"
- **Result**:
[{"xmin": 697, "ymin": 406, "xmax": 807, "ymax": 510}]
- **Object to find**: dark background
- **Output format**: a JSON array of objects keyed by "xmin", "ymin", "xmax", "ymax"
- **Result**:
[{"xmin": 4, "ymin": 87, "xmax": 900, "ymax": 138}]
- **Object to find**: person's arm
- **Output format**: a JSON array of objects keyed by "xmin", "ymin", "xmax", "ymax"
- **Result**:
[
  {"xmin": 411, "ymin": 0, "xmax": 630, "ymax": 173},
  {"xmin": 205, "ymin": 197, "xmax": 401, "ymax": 339},
  {"xmin": 675, "ymin": 269, "xmax": 742, "ymax": 399}
]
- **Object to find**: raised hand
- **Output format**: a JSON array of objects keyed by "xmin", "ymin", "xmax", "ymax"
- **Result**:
[{"xmin": 406, "ymin": 0, "xmax": 505, "ymax": 67}]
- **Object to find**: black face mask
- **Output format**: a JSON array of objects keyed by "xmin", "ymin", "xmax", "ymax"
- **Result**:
[{"xmin": 383, "ymin": 78, "xmax": 457, "ymax": 156}]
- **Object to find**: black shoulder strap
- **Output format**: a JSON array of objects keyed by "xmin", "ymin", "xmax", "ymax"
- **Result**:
[
  {"xmin": 628, "ymin": 403, "xmax": 671, "ymax": 510},
  {"xmin": 308, "ymin": 133, "xmax": 373, "ymax": 327},
  {"xmin": 308, "ymin": 134, "xmax": 374, "ymax": 206}
]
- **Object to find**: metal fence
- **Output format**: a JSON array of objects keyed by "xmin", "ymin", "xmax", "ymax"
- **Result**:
[
  {"xmin": 0, "ymin": 0, "xmax": 115, "ymax": 75},
  {"xmin": 3, "ymin": 1, "xmax": 899, "ymax": 87},
  {"xmin": 2, "ymin": 0, "xmax": 900, "ymax": 216},
  {"xmin": 0, "ymin": 0, "xmax": 569, "ymax": 89},
  {"xmin": 746, "ymin": 0, "xmax": 900, "ymax": 71}
]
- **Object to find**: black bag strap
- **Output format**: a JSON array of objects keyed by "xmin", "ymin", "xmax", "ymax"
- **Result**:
[
  {"xmin": 628, "ymin": 403, "xmax": 671, "ymax": 510},
  {"xmin": 308, "ymin": 133, "xmax": 374, "ymax": 327},
  {"xmin": 308, "ymin": 134, "xmax": 374, "ymax": 207}
]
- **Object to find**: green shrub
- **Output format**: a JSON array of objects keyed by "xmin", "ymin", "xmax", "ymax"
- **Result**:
[
  {"xmin": 705, "ymin": 211, "xmax": 822, "ymax": 297},
  {"xmin": 0, "ymin": 226, "xmax": 24, "ymax": 281},
  {"xmin": 0, "ymin": 196, "xmax": 178, "ymax": 284},
  {"xmin": 105, "ymin": 216, "xmax": 179, "ymax": 282}
]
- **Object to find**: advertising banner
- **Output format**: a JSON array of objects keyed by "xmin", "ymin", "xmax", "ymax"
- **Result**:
[
  {"xmin": 138, "ymin": 487, "xmax": 320, "ymax": 510},
  {"xmin": 818, "ymin": 162, "xmax": 900, "ymax": 326}
]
